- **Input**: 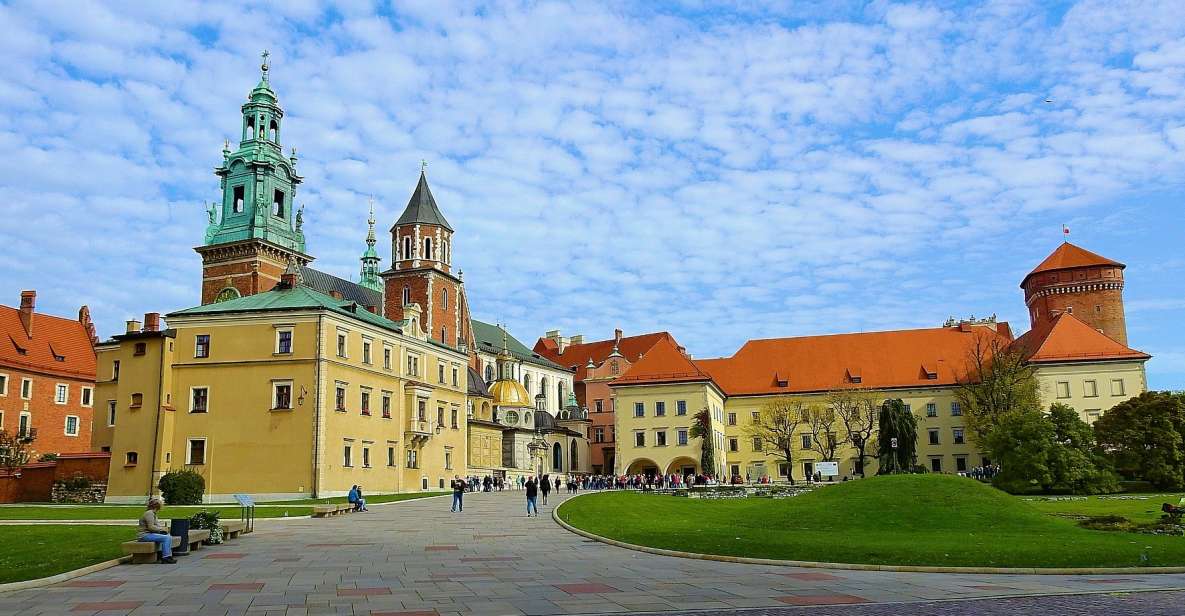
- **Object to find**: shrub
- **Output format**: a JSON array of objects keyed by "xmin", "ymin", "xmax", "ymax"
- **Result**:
[
  {"xmin": 188, "ymin": 510, "xmax": 224, "ymax": 544},
  {"xmin": 158, "ymin": 469, "xmax": 205, "ymax": 505},
  {"xmin": 1078, "ymin": 515, "xmax": 1130, "ymax": 531},
  {"xmin": 61, "ymin": 474, "xmax": 91, "ymax": 491},
  {"xmin": 38, "ymin": 453, "xmax": 58, "ymax": 462}
]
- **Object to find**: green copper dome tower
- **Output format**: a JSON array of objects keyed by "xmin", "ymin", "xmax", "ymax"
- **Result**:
[{"xmin": 359, "ymin": 199, "xmax": 382, "ymax": 292}]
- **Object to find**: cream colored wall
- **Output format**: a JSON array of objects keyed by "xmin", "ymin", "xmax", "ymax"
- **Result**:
[
  {"xmin": 1034, "ymin": 360, "xmax": 1148, "ymax": 423},
  {"xmin": 467, "ymin": 424, "xmax": 502, "ymax": 470},
  {"xmin": 612, "ymin": 381, "xmax": 728, "ymax": 477}
]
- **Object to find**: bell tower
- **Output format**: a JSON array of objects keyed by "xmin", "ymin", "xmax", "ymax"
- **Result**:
[
  {"xmin": 381, "ymin": 166, "xmax": 471, "ymax": 351},
  {"xmin": 196, "ymin": 51, "xmax": 312, "ymax": 304}
]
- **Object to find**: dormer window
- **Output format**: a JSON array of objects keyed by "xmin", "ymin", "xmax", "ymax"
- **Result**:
[{"xmin": 272, "ymin": 189, "xmax": 285, "ymax": 218}]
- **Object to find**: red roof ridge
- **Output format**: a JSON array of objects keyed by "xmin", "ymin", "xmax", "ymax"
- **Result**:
[
  {"xmin": 1013, "ymin": 311, "xmax": 1149, "ymax": 364},
  {"xmin": 1023, "ymin": 242, "xmax": 1124, "ymax": 287}
]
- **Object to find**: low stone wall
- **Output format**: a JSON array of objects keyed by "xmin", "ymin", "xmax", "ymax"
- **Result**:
[
  {"xmin": 51, "ymin": 479, "xmax": 109, "ymax": 503},
  {"xmin": 0, "ymin": 453, "xmax": 110, "ymax": 503}
]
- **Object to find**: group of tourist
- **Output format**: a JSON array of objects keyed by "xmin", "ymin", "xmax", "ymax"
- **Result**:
[{"xmin": 961, "ymin": 465, "xmax": 1001, "ymax": 481}]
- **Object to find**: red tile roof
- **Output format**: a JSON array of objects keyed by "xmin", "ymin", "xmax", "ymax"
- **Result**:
[
  {"xmin": 1012, "ymin": 312, "xmax": 1149, "ymax": 364},
  {"xmin": 0, "ymin": 305, "xmax": 96, "ymax": 380},
  {"xmin": 534, "ymin": 332, "xmax": 673, "ymax": 380},
  {"xmin": 1023, "ymin": 242, "xmax": 1124, "ymax": 287},
  {"xmin": 610, "ymin": 336, "xmax": 713, "ymax": 386}
]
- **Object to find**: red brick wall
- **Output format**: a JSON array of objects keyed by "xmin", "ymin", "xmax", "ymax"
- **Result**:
[
  {"xmin": 201, "ymin": 257, "xmax": 286, "ymax": 305},
  {"xmin": 383, "ymin": 275, "xmax": 429, "ymax": 328},
  {"xmin": 0, "ymin": 366, "xmax": 95, "ymax": 455},
  {"xmin": 55, "ymin": 452, "xmax": 111, "ymax": 481},
  {"xmin": 0, "ymin": 463, "xmax": 55, "ymax": 502},
  {"xmin": 1025, "ymin": 265, "xmax": 1127, "ymax": 345}
]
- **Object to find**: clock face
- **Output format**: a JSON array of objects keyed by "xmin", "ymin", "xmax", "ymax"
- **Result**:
[{"xmin": 214, "ymin": 287, "xmax": 240, "ymax": 303}]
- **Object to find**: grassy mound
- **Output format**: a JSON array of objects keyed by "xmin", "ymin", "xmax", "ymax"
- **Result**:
[
  {"xmin": 559, "ymin": 474, "xmax": 1185, "ymax": 568},
  {"xmin": 0, "ymin": 526, "xmax": 129, "ymax": 583}
]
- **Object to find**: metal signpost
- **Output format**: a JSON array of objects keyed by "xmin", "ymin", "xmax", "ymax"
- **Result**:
[{"xmin": 233, "ymin": 493, "xmax": 256, "ymax": 533}]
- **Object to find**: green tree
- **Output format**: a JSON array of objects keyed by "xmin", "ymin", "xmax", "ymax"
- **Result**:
[
  {"xmin": 745, "ymin": 399, "xmax": 808, "ymax": 484},
  {"xmin": 1094, "ymin": 392, "xmax": 1185, "ymax": 490},
  {"xmin": 955, "ymin": 333, "xmax": 1042, "ymax": 445},
  {"xmin": 688, "ymin": 408, "xmax": 716, "ymax": 478},
  {"xmin": 803, "ymin": 404, "xmax": 840, "ymax": 462},
  {"xmin": 986, "ymin": 404, "xmax": 1119, "ymax": 494},
  {"xmin": 877, "ymin": 399, "xmax": 917, "ymax": 474}
]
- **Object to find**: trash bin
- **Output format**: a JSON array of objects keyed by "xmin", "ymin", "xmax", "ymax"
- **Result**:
[{"xmin": 169, "ymin": 518, "xmax": 191, "ymax": 555}]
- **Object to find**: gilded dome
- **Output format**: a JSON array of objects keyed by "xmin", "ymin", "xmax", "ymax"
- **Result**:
[{"xmin": 489, "ymin": 379, "xmax": 533, "ymax": 408}]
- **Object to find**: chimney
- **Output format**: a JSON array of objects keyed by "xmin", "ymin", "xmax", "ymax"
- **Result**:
[
  {"xmin": 126, "ymin": 319, "xmax": 142, "ymax": 333},
  {"xmin": 18, "ymin": 290, "xmax": 34, "ymax": 338},
  {"xmin": 366, "ymin": 305, "xmax": 378, "ymax": 314},
  {"xmin": 570, "ymin": 335, "xmax": 583, "ymax": 346},
  {"xmin": 329, "ymin": 290, "xmax": 343, "ymax": 300},
  {"xmin": 78, "ymin": 306, "xmax": 98, "ymax": 346},
  {"xmin": 143, "ymin": 312, "xmax": 160, "ymax": 332},
  {"xmin": 614, "ymin": 328, "xmax": 623, "ymax": 345},
  {"xmin": 280, "ymin": 270, "xmax": 298, "ymax": 288}
]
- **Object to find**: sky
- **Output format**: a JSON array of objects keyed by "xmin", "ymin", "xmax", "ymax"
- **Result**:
[{"xmin": 1, "ymin": 0, "xmax": 1184, "ymax": 389}]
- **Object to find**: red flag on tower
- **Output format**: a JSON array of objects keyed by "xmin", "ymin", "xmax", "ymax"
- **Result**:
[{"xmin": 1062, "ymin": 224, "xmax": 1070, "ymax": 240}]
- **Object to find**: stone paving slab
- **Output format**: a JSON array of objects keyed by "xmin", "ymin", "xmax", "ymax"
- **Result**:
[{"xmin": 5, "ymin": 491, "xmax": 1185, "ymax": 615}]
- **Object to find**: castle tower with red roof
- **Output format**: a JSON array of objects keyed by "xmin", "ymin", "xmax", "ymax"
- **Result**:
[{"xmin": 1021, "ymin": 242, "xmax": 1128, "ymax": 346}]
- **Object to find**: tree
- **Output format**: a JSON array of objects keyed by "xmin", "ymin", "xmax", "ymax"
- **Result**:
[
  {"xmin": 829, "ymin": 389, "xmax": 879, "ymax": 477},
  {"xmin": 1094, "ymin": 392, "xmax": 1185, "ymax": 490},
  {"xmin": 803, "ymin": 404, "xmax": 840, "ymax": 463},
  {"xmin": 955, "ymin": 333, "xmax": 1041, "ymax": 445},
  {"xmin": 877, "ymin": 399, "xmax": 918, "ymax": 474},
  {"xmin": 0, "ymin": 430, "xmax": 32, "ymax": 473},
  {"xmin": 688, "ymin": 408, "xmax": 716, "ymax": 478},
  {"xmin": 746, "ymin": 399, "xmax": 808, "ymax": 484},
  {"xmin": 985, "ymin": 404, "xmax": 1119, "ymax": 494}
]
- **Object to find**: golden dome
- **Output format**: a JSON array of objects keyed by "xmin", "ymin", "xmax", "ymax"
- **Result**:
[{"xmin": 489, "ymin": 379, "xmax": 533, "ymax": 408}]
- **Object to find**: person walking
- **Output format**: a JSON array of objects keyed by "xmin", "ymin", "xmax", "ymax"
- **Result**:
[
  {"xmin": 450, "ymin": 475, "xmax": 465, "ymax": 512},
  {"xmin": 540, "ymin": 473, "xmax": 551, "ymax": 505},
  {"xmin": 136, "ymin": 497, "xmax": 176, "ymax": 564},
  {"xmin": 525, "ymin": 476, "xmax": 539, "ymax": 517}
]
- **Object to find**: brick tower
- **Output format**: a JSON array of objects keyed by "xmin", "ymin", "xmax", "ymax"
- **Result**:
[
  {"xmin": 1021, "ymin": 242, "xmax": 1128, "ymax": 345},
  {"xmin": 195, "ymin": 51, "xmax": 312, "ymax": 304},
  {"xmin": 381, "ymin": 168, "xmax": 471, "ymax": 351}
]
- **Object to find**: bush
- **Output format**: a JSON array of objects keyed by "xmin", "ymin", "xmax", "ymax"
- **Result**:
[
  {"xmin": 188, "ymin": 509, "xmax": 224, "ymax": 544},
  {"xmin": 37, "ymin": 453, "xmax": 58, "ymax": 462},
  {"xmin": 158, "ymin": 470, "xmax": 205, "ymax": 505},
  {"xmin": 1078, "ymin": 515, "xmax": 1130, "ymax": 531},
  {"xmin": 61, "ymin": 474, "xmax": 91, "ymax": 491}
]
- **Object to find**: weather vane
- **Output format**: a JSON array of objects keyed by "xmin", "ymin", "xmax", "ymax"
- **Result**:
[{"xmin": 421, "ymin": 159, "xmax": 428, "ymax": 173}]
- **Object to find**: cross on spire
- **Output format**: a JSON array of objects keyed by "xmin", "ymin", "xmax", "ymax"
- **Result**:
[{"xmin": 260, "ymin": 50, "xmax": 270, "ymax": 81}]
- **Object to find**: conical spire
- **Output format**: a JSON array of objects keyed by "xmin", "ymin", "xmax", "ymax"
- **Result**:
[
  {"xmin": 393, "ymin": 164, "xmax": 453, "ymax": 232},
  {"xmin": 359, "ymin": 198, "xmax": 382, "ymax": 292}
]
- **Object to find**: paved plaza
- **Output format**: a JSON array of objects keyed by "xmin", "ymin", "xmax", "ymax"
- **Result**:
[{"xmin": 3, "ymin": 491, "xmax": 1185, "ymax": 615}]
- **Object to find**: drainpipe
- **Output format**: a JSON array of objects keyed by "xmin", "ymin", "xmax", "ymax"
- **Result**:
[
  {"xmin": 312, "ymin": 314, "xmax": 324, "ymax": 498},
  {"xmin": 147, "ymin": 340, "xmax": 166, "ymax": 500}
]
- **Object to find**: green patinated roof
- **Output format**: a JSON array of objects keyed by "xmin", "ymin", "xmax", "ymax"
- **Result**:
[
  {"xmin": 471, "ymin": 319, "xmax": 569, "ymax": 371},
  {"xmin": 393, "ymin": 170, "xmax": 453, "ymax": 232},
  {"xmin": 169, "ymin": 284, "xmax": 401, "ymax": 334}
]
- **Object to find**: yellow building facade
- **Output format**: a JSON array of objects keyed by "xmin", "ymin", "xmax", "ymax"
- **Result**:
[{"xmin": 94, "ymin": 281, "xmax": 469, "ymax": 503}]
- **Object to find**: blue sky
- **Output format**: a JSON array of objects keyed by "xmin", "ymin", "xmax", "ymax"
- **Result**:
[{"xmin": 1, "ymin": 1, "xmax": 1183, "ymax": 389}]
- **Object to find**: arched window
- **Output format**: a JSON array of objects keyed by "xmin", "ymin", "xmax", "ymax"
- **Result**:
[
  {"xmin": 402, "ymin": 236, "xmax": 412, "ymax": 260},
  {"xmin": 441, "ymin": 327, "xmax": 447, "ymax": 343},
  {"xmin": 570, "ymin": 439, "xmax": 578, "ymax": 469},
  {"xmin": 402, "ymin": 286, "xmax": 410, "ymax": 306},
  {"xmin": 484, "ymin": 364, "xmax": 494, "ymax": 382},
  {"xmin": 244, "ymin": 116, "xmax": 255, "ymax": 141},
  {"xmin": 423, "ymin": 237, "xmax": 433, "ymax": 260},
  {"xmin": 442, "ymin": 288, "xmax": 448, "ymax": 310},
  {"xmin": 552, "ymin": 443, "xmax": 563, "ymax": 471},
  {"xmin": 539, "ymin": 376, "xmax": 548, "ymax": 398},
  {"xmin": 558, "ymin": 381, "xmax": 566, "ymax": 407},
  {"xmin": 523, "ymin": 373, "xmax": 531, "ymax": 393},
  {"xmin": 257, "ymin": 115, "xmax": 265, "ymax": 138},
  {"xmin": 269, "ymin": 119, "xmax": 278, "ymax": 143}
]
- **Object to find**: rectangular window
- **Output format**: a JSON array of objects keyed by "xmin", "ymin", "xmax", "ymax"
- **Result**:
[
  {"xmin": 125, "ymin": 451, "xmax": 138, "ymax": 466},
  {"xmin": 20, "ymin": 378, "xmax": 32, "ymax": 400},
  {"xmin": 387, "ymin": 446, "xmax": 396, "ymax": 467},
  {"xmin": 107, "ymin": 400, "xmax": 116, "ymax": 426},
  {"xmin": 195, "ymin": 335, "xmax": 210, "ymax": 358},
  {"xmin": 55, "ymin": 384, "xmax": 68, "ymax": 404},
  {"xmin": 595, "ymin": 399, "xmax": 604, "ymax": 413},
  {"xmin": 1056, "ymin": 381, "xmax": 1071, "ymax": 399},
  {"xmin": 335, "ymin": 385, "xmax": 346, "ymax": 412},
  {"xmin": 594, "ymin": 426, "xmax": 605, "ymax": 442},
  {"xmin": 654, "ymin": 401, "xmax": 666, "ymax": 416},
  {"xmin": 383, "ymin": 347, "xmax": 392, "ymax": 369},
  {"xmin": 81, "ymin": 387, "xmax": 92, "ymax": 407},
  {"xmin": 728, "ymin": 437, "xmax": 739, "ymax": 452},
  {"xmin": 190, "ymin": 387, "xmax": 208, "ymax": 413},
  {"xmin": 452, "ymin": 367, "xmax": 459, "ymax": 387},
  {"xmin": 276, "ymin": 329, "xmax": 293, "ymax": 354},
  {"xmin": 655, "ymin": 430, "xmax": 667, "ymax": 446},
  {"xmin": 928, "ymin": 429, "xmax": 940, "ymax": 445},
  {"xmin": 362, "ymin": 340, "xmax": 372, "ymax": 364},
  {"xmin": 417, "ymin": 400, "xmax": 426, "ymax": 421},
  {"xmin": 273, "ymin": 382, "xmax": 292, "ymax": 410},
  {"xmin": 272, "ymin": 189, "xmax": 285, "ymax": 217},
  {"xmin": 903, "ymin": 403, "xmax": 911, "ymax": 413},
  {"xmin": 930, "ymin": 457, "xmax": 942, "ymax": 472},
  {"xmin": 112, "ymin": 360, "xmax": 120, "ymax": 381},
  {"xmin": 406, "ymin": 449, "xmax": 418, "ymax": 468},
  {"xmin": 445, "ymin": 450, "xmax": 453, "ymax": 470},
  {"xmin": 634, "ymin": 402, "xmax": 644, "ymax": 418},
  {"xmin": 438, "ymin": 364, "xmax": 445, "ymax": 384},
  {"xmin": 406, "ymin": 355, "xmax": 419, "ymax": 376},
  {"xmin": 64, "ymin": 415, "xmax": 79, "ymax": 436},
  {"xmin": 752, "ymin": 437, "xmax": 762, "ymax": 452},
  {"xmin": 362, "ymin": 446, "xmax": 371, "ymax": 468},
  {"xmin": 727, "ymin": 412, "xmax": 737, "ymax": 425},
  {"xmin": 951, "ymin": 401, "xmax": 962, "ymax": 416},
  {"xmin": 130, "ymin": 392, "xmax": 143, "ymax": 407},
  {"xmin": 437, "ymin": 407, "xmax": 445, "ymax": 428},
  {"xmin": 382, "ymin": 393, "xmax": 392, "ymax": 419},
  {"xmin": 343, "ymin": 444, "xmax": 353, "ymax": 467},
  {"xmin": 750, "ymin": 411, "xmax": 759, "ymax": 421},
  {"xmin": 801, "ymin": 434, "xmax": 811, "ymax": 450},
  {"xmin": 676, "ymin": 400, "xmax": 687, "ymax": 415},
  {"xmin": 634, "ymin": 431, "xmax": 645, "ymax": 447},
  {"xmin": 451, "ymin": 408, "xmax": 458, "ymax": 428},
  {"xmin": 1110, "ymin": 379, "xmax": 1125, "ymax": 397},
  {"xmin": 360, "ymin": 390, "xmax": 371, "ymax": 416},
  {"xmin": 953, "ymin": 428, "xmax": 965, "ymax": 445},
  {"xmin": 1084, "ymin": 380, "xmax": 1099, "ymax": 398},
  {"xmin": 0, "ymin": 373, "xmax": 7, "ymax": 396},
  {"xmin": 677, "ymin": 429, "xmax": 688, "ymax": 446},
  {"xmin": 134, "ymin": 342, "xmax": 146, "ymax": 356},
  {"xmin": 232, "ymin": 185, "xmax": 244, "ymax": 212},
  {"xmin": 337, "ymin": 333, "xmax": 347, "ymax": 358},
  {"xmin": 925, "ymin": 403, "xmax": 937, "ymax": 417},
  {"xmin": 187, "ymin": 439, "xmax": 206, "ymax": 465},
  {"xmin": 956, "ymin": 456, "xmax": 968, "ymax": 472}
]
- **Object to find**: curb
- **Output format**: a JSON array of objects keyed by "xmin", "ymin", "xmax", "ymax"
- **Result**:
[
  {"xmin": 0, "ymin": 556, "xmax": 131, "ymax": 594},
  {"xmin": 551, "ymin": 494, "xmax": 1185, "ymax": 575}
]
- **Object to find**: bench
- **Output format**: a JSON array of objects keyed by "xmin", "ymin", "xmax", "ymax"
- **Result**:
[
  {"xmin": 312, "ymin": 503, "xmax": 355, "ymax": 518},
  {"xmin": 121, "ymin": 535, "xmax": 182, "ymax": 564},
  {"xmin": 222, "ymin": 520, "xmax": 247, "ymax": 538},
  {"xmin": 186, "ymin": 528, "xmax": 211, "ymax": 551}
]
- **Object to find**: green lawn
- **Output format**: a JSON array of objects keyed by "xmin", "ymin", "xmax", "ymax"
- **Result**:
[
  {"xmin": 0, "ymin": 492, "xmax": 445, "ymax": 521},
  {"xmin": 0, "ymin": 526, "xmax": 130, "ymax": 584},
  {"xmin": 558, "ymin": 475, "xmax": 1185, "ymax": 569},
  {"xmin": 1025, "ymin": 494, "xmax": 1185, "ymax": 524}
]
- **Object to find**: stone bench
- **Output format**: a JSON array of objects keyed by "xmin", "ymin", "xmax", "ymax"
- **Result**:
[
  {"xmin": 312, "ymin": 503, "xmax": 355, "ymax": 518},
  {"xmin": 186, "ymin": 528, "xmax": 210, "ymax": 551},
  {"xmin": 222, "ymin": 520, "xmax": 247, "ymax": 538},
  {"xmin": 121, "ymin": 535, "xmax": 182, "ymax": 564}
]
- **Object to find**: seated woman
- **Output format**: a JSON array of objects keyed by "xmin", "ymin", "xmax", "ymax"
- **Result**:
[
  {"xmin": 348, "ymin": 485, "xmax": 368, "ymax": 511},
  {"xmin": 137, "ymin": 497, "xmax": 176, "ymax": 564}
]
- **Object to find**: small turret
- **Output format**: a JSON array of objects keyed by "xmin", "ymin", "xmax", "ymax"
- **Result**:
[{"xmin": 359, "ymin": 199, "xmax": 382, "ymax": 291}]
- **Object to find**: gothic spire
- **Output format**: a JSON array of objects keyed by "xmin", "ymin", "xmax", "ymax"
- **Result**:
[{"xmin": 359, "ymin": 198, "xmax": 382, "ymax": 291}]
